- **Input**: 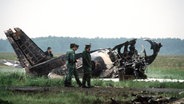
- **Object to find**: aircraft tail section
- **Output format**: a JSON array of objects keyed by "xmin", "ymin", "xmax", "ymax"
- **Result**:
[{"xmin": 4, "ymin": 28, "xmax": 47, "ymax": 67}]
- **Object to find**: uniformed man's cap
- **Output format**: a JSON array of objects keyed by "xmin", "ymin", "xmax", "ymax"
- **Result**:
[
  {"xmin": 70, "ymin": 43, "xmax": 79, "ymax": 48},
  {"xmin": 85, "ymin": 44, "xmax": 91, "ymax": 49},
  {"xmin": 70, "ymin": 43, "xmax": 75, "ymax": 48}
]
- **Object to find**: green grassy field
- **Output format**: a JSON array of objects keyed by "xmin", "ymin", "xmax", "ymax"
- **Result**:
[
  {"xmin": 0, "ymin": 52, "xmax": 17, "ymax": 60},
  {"xmin": 147, "ymin": 55, "xmax": 184, "ymax": 79},
  {"xmin": 149, "ymin": 55, "xmax": 184, "ymax": 69},
  {"xmin": 0, "ymin": 53, "xmax": 184, "ymax": 104},
  {"xmin": 0, "ymin": 90, "xmax": 98, "ymax": 104}
]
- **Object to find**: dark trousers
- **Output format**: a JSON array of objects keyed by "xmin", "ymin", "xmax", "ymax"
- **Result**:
[
  {"xmin": 82, "ymin": 71, "xmax": 91, "ymax": 87},
  {"xmin": 65, "ymin": 67, "xmax": 81, "ymax": 86}
]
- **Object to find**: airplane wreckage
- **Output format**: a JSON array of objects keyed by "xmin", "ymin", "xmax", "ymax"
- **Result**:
[{"xmin": 4, "ymin": 28, "xmax": 162, "ymax": 79}]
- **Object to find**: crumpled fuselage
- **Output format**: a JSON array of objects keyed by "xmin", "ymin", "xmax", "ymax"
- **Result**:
[{"xmin": 5, "ymin": 28, "xmax": 162, "ymax": 79}]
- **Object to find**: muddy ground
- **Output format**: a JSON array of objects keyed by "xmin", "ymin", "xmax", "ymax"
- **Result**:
[{"xmin": 6, "ymin": 86, "xmax": 184, "ymax": 104}]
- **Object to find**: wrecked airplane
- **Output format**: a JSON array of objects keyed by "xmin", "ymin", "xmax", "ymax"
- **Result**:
[{"xmin": 4, "ymin": 28, "xmax": 162, "ymax": 79}]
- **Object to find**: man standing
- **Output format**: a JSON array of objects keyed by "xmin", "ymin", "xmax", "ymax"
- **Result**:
[
  {"xmin": 64, "ymin": 43, "xmax": 82, "ymax": 87},
  {"xmin": 45, "ymin": 47, "xmax": 53, "ymax": 59},
  {"xmin": 82, "ymin": 44, "xmax": 93, "ymax": 88}
]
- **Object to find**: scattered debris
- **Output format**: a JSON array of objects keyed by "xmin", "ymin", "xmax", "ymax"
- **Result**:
[
  {"xmin": 5, "ymin": 86, "xmax": 182, "ymax": 104},
  {"xmin": 171, "ymin": 98, "xmax": 184, "ymax": 104},
  {"xmin": 0, "ymin": 59, "xmax": 21, "ymax": 68},
  {"xmin": 132, "ymin": 95, "xmax": 177, "ymax": 104},
  {"xmin": 110, "ymin": 98, "xmax": 120, "ymax": 104},
  {"xmin": 5, "ymin": 28, "xmax": 162, "ymax": 79}
]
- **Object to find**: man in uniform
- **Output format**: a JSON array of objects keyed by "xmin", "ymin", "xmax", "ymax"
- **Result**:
[
  {"xmin": 64, "ymin": 43, "xmax": 82, "ymax": 87},
  {"xmin": 44, "ymin": 47, "xmax": 53, "ymax": 59},
  {"xmin": 82, "ymin": 44, "xmax": 93, "ymax": 88}
]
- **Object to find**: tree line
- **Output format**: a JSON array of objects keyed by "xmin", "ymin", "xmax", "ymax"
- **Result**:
[{"xmin": 0, "ymin": 37, "xmax": 184, "ymax": 55}]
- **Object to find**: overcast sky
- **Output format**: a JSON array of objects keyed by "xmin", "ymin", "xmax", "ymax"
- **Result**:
[{"xmin": 0, "ymin": 0, "xmax": 184, "ymax": 39}]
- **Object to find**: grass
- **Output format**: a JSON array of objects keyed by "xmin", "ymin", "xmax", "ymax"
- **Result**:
[
  {"xmin": 0, "ymin": 72, "xmax": 64, "ymax": 87},
  {"xmin": 149, "ymin": 55, "xmax": 184, "ymax": 69},
  {"xmin": 0, "ymin": 54, "xmax": 184, "ymax": 88},
  {"xmin": 146, "ymin": 55, "xmax": 184, "ymax": 79},
  {"xmin": 1, "ymin": 72, "xmax": 184, "ymax": 89},
  {"xmin": 147, "ymin": 68, "xmax": 184, "ymax": 79},
  {"xmin": 0, "ymin": 65, "xmax": 24, "ymax": 73},
  {"xmin": 92, "ymin": 79, "xmax": 184, "ymax": 89},
  {"xmin": 0, "ymin": 52, "xmax": 17, "ymax": 60},
  {"xmin": 1, "ymin": 53, "xmax": 184, "ymax": 103},
  {"xmin": 0, "ymin": 90, "xmax": 99, "ymax": 104}
]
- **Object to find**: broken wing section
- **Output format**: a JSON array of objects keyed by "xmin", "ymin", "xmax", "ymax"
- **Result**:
[
  {"xmin": 144, "ymin": 39, "xmax": 162, "ymax": 65},
  {"xmin": 4, "ymin": 28, "xmax": 47, "ymax": 67},
  {"xmin": 29, "ymin": 55, "xmax": 66, "ymax": 76}
]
